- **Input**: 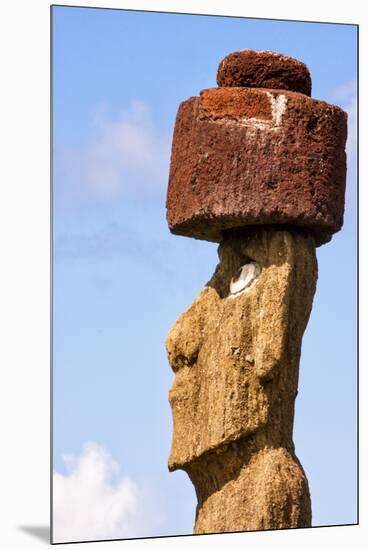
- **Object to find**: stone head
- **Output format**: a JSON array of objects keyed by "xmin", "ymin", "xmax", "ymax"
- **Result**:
[{"xmin": 167, "ymin": 228, "xmax": 317, "ymax": 471}]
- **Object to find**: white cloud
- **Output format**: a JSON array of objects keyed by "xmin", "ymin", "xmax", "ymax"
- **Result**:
[
  {"xmin": 345, "ymin": 94, "xmax": 357, "ymax": 159},
  {"xmin": 53, "ymin": 442, "xmax": 164, "ymax": 543},
  {"xmin": 332, "ymin": 80, "xmax": 356, "ymax": 102},
  {"xmin": 56, "ymin": 100, "xmax": 171, "ymax": 207},
  {"xmin": 54, "ymin": 222, "xmax": 144, "ymax": 260},
  {"xmin": 331, "ymin": 80, "xmax": 357, "ymax": 219},
  {"xmin": 332, "ymin": 79, "xmax": 357, "ymax": 158}
]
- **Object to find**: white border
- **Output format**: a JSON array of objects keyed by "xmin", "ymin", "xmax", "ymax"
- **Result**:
[{"xmin": 1, "ymin": 1, "xmax": 365, "ymax": 549}]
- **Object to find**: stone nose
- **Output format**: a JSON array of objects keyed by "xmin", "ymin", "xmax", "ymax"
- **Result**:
[{"xmin": 216, "ymin": 49, "xmax": 312, "ymax": 96}]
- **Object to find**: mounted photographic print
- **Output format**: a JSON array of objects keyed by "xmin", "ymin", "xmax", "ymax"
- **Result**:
[{"xmin": 52, "ymin": 4, "xmax": 358, "ymax": 544}]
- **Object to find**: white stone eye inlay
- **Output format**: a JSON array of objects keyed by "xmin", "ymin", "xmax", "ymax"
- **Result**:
[{"xmin": 229, "ymin": 262, "xmax": 260, "ymax": 297}]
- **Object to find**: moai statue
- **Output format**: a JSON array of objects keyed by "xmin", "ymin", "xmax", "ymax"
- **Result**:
[{"xmin": 165, "ymin": 50, "xmax": 347, "ymax": 534}]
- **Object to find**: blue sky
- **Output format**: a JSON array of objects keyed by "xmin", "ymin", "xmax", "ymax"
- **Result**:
[{"xmin": 52, "ymin": 6, "xmax": 357, "ymax": 543}]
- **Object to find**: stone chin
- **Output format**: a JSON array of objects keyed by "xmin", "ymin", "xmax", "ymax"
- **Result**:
[{"xmin": 168, "ymin": 375, "xmax": 270, "ymax": 471}]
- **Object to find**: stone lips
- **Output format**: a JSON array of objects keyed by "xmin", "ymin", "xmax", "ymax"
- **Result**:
[
  {"xmin": 217, "ymin": 50, "xmax": 312, "ymax": 96},
  {"xmin": 166, "ymin": 87, "xmax": 347, "ymax": 245}
]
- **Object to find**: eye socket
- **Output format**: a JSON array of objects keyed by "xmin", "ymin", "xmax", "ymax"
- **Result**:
[{"xmin": 230, "ymin": 262, "xmax": 260, "ymax": 296}]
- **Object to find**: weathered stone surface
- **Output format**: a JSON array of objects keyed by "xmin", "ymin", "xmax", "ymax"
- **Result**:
[
  {"xmin": 166, "ymin": 87, "xmax": 347, "ymax": 245},
  {"xmin": 189, "ymin": 445, "xmax": 311, "ymax": 533},
  {"xmin": 166, "ymin": 229, "xmax": 317, "ymax": 533},
  {"xmin": 217, "ymin": 50, "xmax": 312, "ymax": 96},
  {"xmin": 166, "ymin": 49, "xmax": 346, "ymax": 534}
]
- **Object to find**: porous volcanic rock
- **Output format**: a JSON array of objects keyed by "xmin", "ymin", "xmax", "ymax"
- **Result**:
[
  {"xmin": 167, "ymin": 228, "xmax": 317, "ymax": 532},
  {"xmin": 166, "ymin": 49, "xmax": 346, "ymax": 534},
  {"xmin": 166, "ymin": 87, "xmax": 347, "ymax": 245},
  {"xmin": 217, "ymin": 50, "xmax": 312, "ymax": 95}
]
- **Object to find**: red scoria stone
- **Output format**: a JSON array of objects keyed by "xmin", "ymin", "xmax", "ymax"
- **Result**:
[
  {"xmin": 217, "ymin": 50, "xmax": 312, "ymax": 96},
  {"xmin": 166, "ymin": 86, "xmax": 347, "ymax": 245}
]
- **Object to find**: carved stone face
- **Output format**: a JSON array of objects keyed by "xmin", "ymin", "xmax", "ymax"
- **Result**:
[{"xmin": 166, "ymin": 229, "xmax": 317, "ymax": 471}]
